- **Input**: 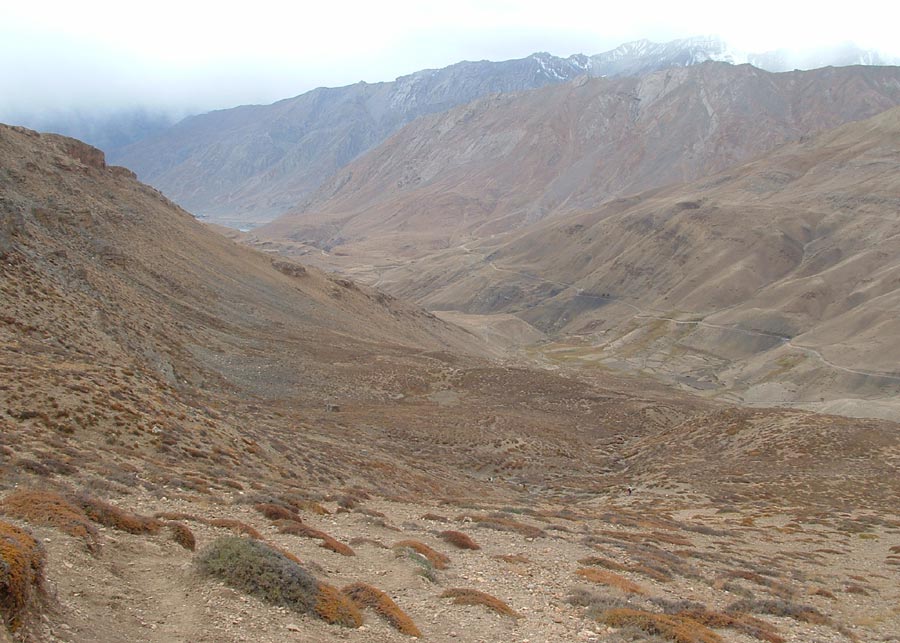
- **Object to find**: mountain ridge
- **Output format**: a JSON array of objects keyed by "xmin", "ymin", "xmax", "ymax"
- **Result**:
[{"xmin": 109, "ymin": 36, "xmax": 899, "ymax": 228}]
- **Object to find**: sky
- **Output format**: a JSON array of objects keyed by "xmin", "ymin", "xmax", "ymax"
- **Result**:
[{"xmin": 2, "ymin": 0, "xmax": 899, "ymax": 120}]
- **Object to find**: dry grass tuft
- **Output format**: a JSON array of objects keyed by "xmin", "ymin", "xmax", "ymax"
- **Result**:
[
  {"xmin": 457, "ymin": 513, "xmax": 545, "ymax": 538},
  {"xmin": 421, "ymin": 513, "xmax": 448, "ymax": 522},
  {"xmin": 440, "ymin": 588, "xmax": 519, "ymax": 618},
  {"xmin": 314, "ymin": 583, "xmax": 363, "ymax": 627},
  {"xmin": 439, "ymin": 530, "xmax": 480, "ymax": 550},
  {"xmin": 576, "ymin": 568, "xmax": 646, "ymax": 595},
  {"xmin": 0, "ymin": 490, "xmax": 100, "ymax": 553},
  {"xmin": 727, "ymin": 599, "xmax": 827, "ymax": 625},
  {"xmin": 676, "ymin": 608, "xmax": 783, "ymax": 643},
  {"xmin": 600, "ymin": 608, "xmax": 722, "ymax": 643},
  {"xmin": 394, "ymin": 540, "xmax": 449, "ymax": 569},
  {"xmin": 196, "ymin": 537, "xmax": 360, "ymax": 627},
  {"xmin": 167, "ymin": 522, "xmax": 196, "ymax": 551},
  {"xmin": 578, "ymin": 555, "xmax": 629, "ymax": 572},
  {"xmin": 275, "ymin": 520, "xmax": 354, "ymax": 556},
  {"xmin": 342, "ymin": 582, "xmax": 422, "ymax": 637},
  {"xmin": 255, "ymin": 503, "xmax": 299, "ymax": 522},
  {"xmin": 73, "ymin": 494, "xmax": 162, "ymax": 534},
  {"xmin": 206, "ymin": 518, "xmax": 263, "ymax": 540},
  {"xmin": 493, "ymin": 553, "xmax": 531, "ymax": 564},
  {"xmin": 0, "ymin": 521, "xmax": 45, "ymax": 632}
]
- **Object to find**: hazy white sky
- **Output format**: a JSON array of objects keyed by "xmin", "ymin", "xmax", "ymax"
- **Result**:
[{"xmin": 2, "ymin": 0, "xmax": 899, "ymax": 118}]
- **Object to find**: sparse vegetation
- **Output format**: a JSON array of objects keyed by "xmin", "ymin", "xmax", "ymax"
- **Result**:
[
  {"xmin": 275, "ymin": 519, "xmax": 355, "ymax": 556},
  {"xmin": 394, "ymin": 539, "xmax": 449, "ymax": 569},
  {"xmin": 73, "ymin": 494, "xmax": 162, "ymax": 534},
  {"xmin": 342, "ymin": 582, "xmax": 422, "ymax": 636},
  {"xmin": 167, "ymin": 521, "xmax": 196, "ymax": 550},
  {"xmin": 0, "ymin": 490, "xmax": 100, "ymax": 553},
  {"xmin": 439, "ymin": 530, "xmax": 480, "ymax": 550},
  {"xmin": 727, "ymin": 598, "xmax": 827, "ymax": 625},
  {"xmin": 195, "ymin": 537, "xmax": 361, "ymax": 627},
  {"xmin": 599, "ymin": 608, "xmax": 723, "ymax": 643},
  {"xmin": 0, "ymin": 520, "xmax": 45, "ymax": 633},
  {"xmin": 576, "ymin": 568, "xmax": 645, "ymax": 594},
  {"xmin": 440, "ymin": 588, "xmax": 520, "ymax": 618}
]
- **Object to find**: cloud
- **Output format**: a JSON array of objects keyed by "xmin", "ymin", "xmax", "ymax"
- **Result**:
[{"xmin": 2, "ymin": 0, "xmax": 898, "ymax": 119}]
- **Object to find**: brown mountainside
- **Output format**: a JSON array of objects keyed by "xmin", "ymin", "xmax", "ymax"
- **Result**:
[
  {"xmin": 2, "ymin": 126, "xmax": 900, "ymax": 641},
  {"xmin": 258, "ymin": 63, "xmax": 900, "ymax": 260},
  {"xmin": 375, "ymin": 106, "xmax": 900, "ymax": 419}
]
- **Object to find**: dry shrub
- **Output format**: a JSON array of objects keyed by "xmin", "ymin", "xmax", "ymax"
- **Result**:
[
  {"xmin": 727, "ymin": 599, "xmax": 827, "ymax": 625},
  {"xmin": 439, "ymin": 530, "xmax": 480, "ymax": 550},
  {"xmin": 889, "ymin": 545, "xmax": 900, "ymax": 554},
  {"xmin": 600, "ymin": 608, "xmax": 722, "ymax": 643},
  {"xmin": 393, "ymin": 540, "xmax": 449, "ymax": 569},
  {"xmin": 493, "ymin": 553, "xmax": 530, "ymax": 564},
  {"xmin": 167, "ymin": 522, "xmax": 195, "ymax": 551},
  {"xmin": 276, "ymin": 520, "xmax": 355, "ymax": 556},
  {"xmin": 207, "ymin": 518, "xmax": 263, "ymax": 540},
  {"xmin": 457, "ymin": 513, "xmax": 544, "ymax": 538},
  {"xmin": 314, "ymin": 583, "xmax": 363, "ymax": 627},
  {"xmin": 421, "ymin": 513, "xmax": 448, "ymax": 522},
  {"xmin": 676, "ymin": 608, "xmax": 783, "ymax": 643},
  {"xmin": 73, "ymin": 494, "xmax": 162, "ymax": 534},
  {"xmin": 254, "ymin": 503, "xmax": 298, "ymax": 522},
  {"xmin": 195, "ymin": 537, "xmax": 360, "ymax": 627},
  {"xmin": 342, "ymin": 582, "xmax": 422, "ymax": 636},
  {"xmin": 0, "ymin": 521, "xmax": 45, "ymax": 632},
  {"xmin": 349, "ymin": 537, "xmax": 387, "ymax": 549},
  {"xmin": 0, "ymin": 490, "xmax": 100, "ymax": 553},
  {"xmin": 440, "ymin": 588, "xmax": 519, "ymax": 618},
  {"xmin": 578, "ymin": 555, "xmax": 629, "ymax": 572},
  {"xmin": 154, "ymin": 511, "xmax": 199, "ymax": 522},
  {"xmin": 810, "ymin": 588, "xmax": 835, "ymax": 599},
  {"xmin": 288, "ymin": 499, "xmax": 329, "ymax": 515},
  {"xmin": 577, "ymin": 568, "xmax": 645, "ymax": 595}
]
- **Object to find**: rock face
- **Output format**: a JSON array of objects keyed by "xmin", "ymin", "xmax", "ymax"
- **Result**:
[
  {"xmin": 258, "ymin": 63, "xmax": 900, "ymax": 258},
  {"xmin": 109, "ymin": 36, "xmax": 899, "ymax": 228},
  {"xmin": 109, "ymin": 54, "xmax": 591, "ymax": 227}
]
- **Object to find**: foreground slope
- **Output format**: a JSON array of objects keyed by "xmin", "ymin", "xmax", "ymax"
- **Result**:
[
  {"xmin": 258, "ymin": 64, "xmax": 900, "ymax": 261},
  {"xmin": 2, "ymin": 126, "xmax": 898, "ymax": 642}
]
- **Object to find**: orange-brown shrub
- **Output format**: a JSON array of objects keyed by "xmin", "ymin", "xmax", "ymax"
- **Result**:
[
  {"xmin": 600, "ymin": 608, "xmax": 722, "ymax": 643},
  {"xmin": 0, "ymin": 490, "xmax": 100, "ymax": 554},
  {"xmin": 0, "ymin": 521, "xmax": 45, "ymax": 632},
  {"xmin": 439, "ymin": 530, "xmax": 480, "ymax": 550},
  {"xmin": 207, "ymin": 519, "xmax": 263, "ymax": 540},
  {"xmin": 73, "ymin": 495, "xmax": 162, "ymax": 534},
  {"xmin": 440, "ymin": 588, "xmax": 519, "ymax": 618},
  {"xmin": 493, "ymin": 553, "xmax": 530, "ymax": 564},
  {"xmin": 576, "ymin": 568, "xmax": 645, "ymax": 595},
  {"xmin": 154, "ymin": 511, "xmax": 199, "ymax": 522},
  {"xmin": 342, "ymin": 582, "xmax": 422, "ymax": 636},
  {"xmin": 421, "ymin": 513, "xmax": 448, "ymax": 522},
  {"xmin": 578, "ymin": 555, "xmax": 629, "ymax": 572},
  {"xmin": 254, "ymin": 503, "xmax": 298, "ymax": 522},
  {"xmin": 677, "ymin": 608, "xmax": 783, "ymax": 643},
  {"xmin": 167, "ymin": 522, "xmax": 196, "ymax": 551},
  {"xmin": 394, "ymin": 540, "xmax": 449, "ymax": 569},
  {"xmin": 276, "ymin": 520, "xmax": 354, "ymax": 556},
  {"xmin": 314, "ymin": 583, "xmax": 363, "ymax": 627}
]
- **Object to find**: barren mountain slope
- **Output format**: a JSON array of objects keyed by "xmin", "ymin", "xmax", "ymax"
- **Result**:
[
  {"xmin": 2, "ymin": 126, "xmax": 898, "ymax": 642},
  {"xmin": 374, "ymin": 106, "xmax": 900, "ymax": 418},
  {"xmin": 109, "ymin": 54, "xmax": 591, "ymax": 227},
  {"xmin": 258, "ymin": 63, "xmax": 900, "ymax": 260}
]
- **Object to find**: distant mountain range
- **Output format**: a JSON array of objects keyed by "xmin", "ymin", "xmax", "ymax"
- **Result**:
[{"xmin": 104, "ymin": 36, "xmax": 899, "ymax": 228}]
